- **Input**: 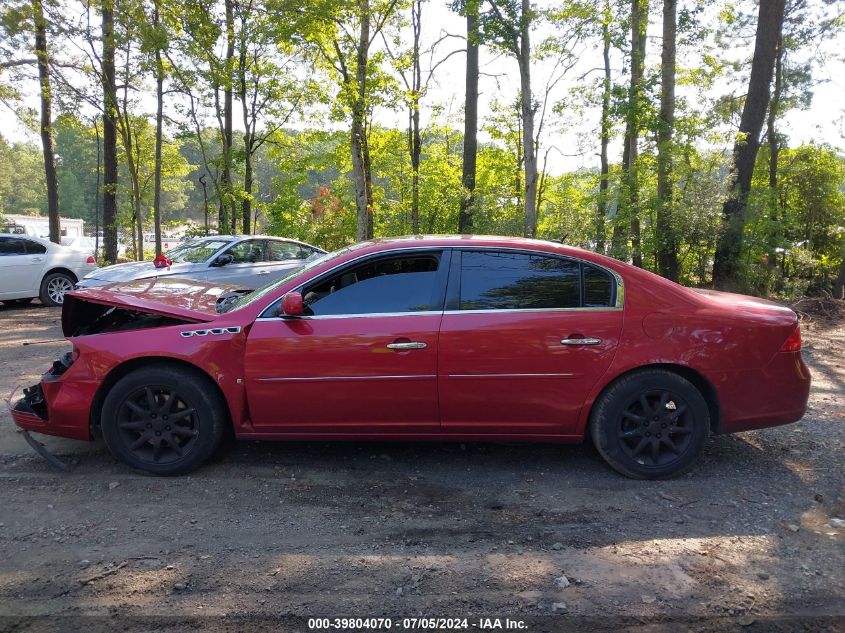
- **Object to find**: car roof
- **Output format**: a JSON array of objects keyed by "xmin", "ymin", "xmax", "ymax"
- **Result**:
[
  {"xmin": 338, "ymin": 234, "xmax": 605, "ymax": 261},
  {"xmin": 0, "ymin": 233, "xmax": 50, "ymax": 245},
  {"xmin": 187, "ymin": 234, "xmax": 323, "ymax": 251}
]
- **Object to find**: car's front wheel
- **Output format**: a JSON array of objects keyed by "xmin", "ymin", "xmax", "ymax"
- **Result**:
[
  {"xmin": 39, "ymin": 272, "xmax": 76, "ymax": 306},
  {"xmin": 100, "ymin": 365, "xmax": 227, "ymax": 475},
  {"xmin": 590, "ymin": 369, "xmax": 710, "ymax": 479}
]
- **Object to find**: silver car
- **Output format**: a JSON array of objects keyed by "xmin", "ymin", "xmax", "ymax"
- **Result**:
[
  {"xmin": 76, "ymin": 235, "xmax": 325, "ymax": 290},
  {"xmin": 0, "ymin": 234, "xmax": 98, "ymax": 306}
]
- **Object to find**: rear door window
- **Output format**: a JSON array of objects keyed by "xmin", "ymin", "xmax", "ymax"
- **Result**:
[
  {"xmin": 459, "ymin": 251, "xmax": 581, "ymax": 310},
  {"xmin": 23, "ymin": 240, "xmax": 47, "ymax": 254},
  {"xmin": 583, "ymin": 263, "xmax": 615, "ymax": 307}
]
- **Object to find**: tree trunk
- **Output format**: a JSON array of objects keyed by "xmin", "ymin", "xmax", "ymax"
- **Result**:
[
  {"xmin": 242, "ymin": 150, "xmax": 253, "ymax": 234},
  {"xmin": 351, "ymin": 2, "xmax": 372, "ymax": 241},
  {"xmin": 239, "ymin": 35, "xmax": 253, "ymax": 235},
  {"xmin": 596, "ymin": 3, "xmax": 611, "ymax": 253},
  {"xmin": 623, "ymin": 0, "xmax": 647, "ymax": 268},
  {"xmin": 351, "ymin": 111, "xmax": 369, "ymax": 241},
  {"xmin": 152, "ymin": 0, "xmax": 164, "ymax": 255},
  {"xmin": 408, "ymin": 0, "xmax": 421, "ymax": 234},
  {"xmin": 835, "ymin": 245, "xmax": 845, "ymax": 299},
  {"xmin": 519, "ymin": 0, "xmax": 538, "ymax": 238},
  {"xmin": 32, "ymin": 0, "xmax": 60, "ymax": 244},
  {"xmin": 94, "ymin": 118, "xmax": 101, "ymax": 258},
  {"xmin": 222, "ymin": 0, "xmax": 235, "ymax": 234},
  {"xmin": 766, "ymin": 35, "xmax": 784, "ymax": 284},
  {"xmin": 656, "ymin": 0, "xmax": 678, "ymax": 280},
  {"xmin": 712, "ymin": 0, "xmax": 786, "ymax": 289},
  {"xmin": 101, "ymin": 0, "xmax": 118, "ymax": 263},
  {"xmin": 363, "ymin": 119, "xmax": 374, "ymax": 238},
  {"xmin": 459, "ymin": 6, "xmax": 479, "ymax": 234}
]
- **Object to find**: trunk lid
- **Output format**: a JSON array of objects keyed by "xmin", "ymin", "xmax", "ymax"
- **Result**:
[{"xmin": 693, "ymin": 288, "xmax": 798, "ymax": 325}]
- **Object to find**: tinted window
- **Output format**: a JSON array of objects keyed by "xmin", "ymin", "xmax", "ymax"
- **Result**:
[
  {"xmin": 225, "ymin": 240, "xmax": 265, "ymax": 264},
  {"xmin": 268, "ymin": 241, "xmax": 308, "ymax": 261},
  {"xmin": 460, "ymin": 251, "xmax": 580, "ymax": 310},
  {"xmin": 0, "ymin": 237, "xmax": 26, "ymax": 256},
  {"xmin": 583, "ymin": 264, "xmax": 614, "ymax": 307},
  {"xmin": 303, "ymin": 253, "xmax": 443, "ymax": 316},
  {"xmin": 23, "ymin": 239, "xmax": 47, "ymax": 254}
]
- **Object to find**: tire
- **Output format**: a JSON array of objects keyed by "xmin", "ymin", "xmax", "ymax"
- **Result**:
[
  {"xmin": 39, "ymin": 272, "xmax": 76, "ymax": 306},
  {"xmin": 590, "ymin": 369, "xmax": 710, "ymax": 479},
  {"xmin": 2, "ymin": 298, "xmax": 33, "ymax": 306},
  {"xmin": 100, "ymin": 365, "xmax": 228, "ymax": 475}
]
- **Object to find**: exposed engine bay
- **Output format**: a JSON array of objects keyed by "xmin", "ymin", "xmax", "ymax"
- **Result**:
[
  {"xmin": 68, "ymin": 306, "xmax": 189, "ymax": 337},
  {"xmin": 62, "ymin": 295, "xmax": 192, "ymax": 337}
]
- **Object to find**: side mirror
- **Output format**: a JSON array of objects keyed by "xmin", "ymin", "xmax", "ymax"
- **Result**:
[
  {"xmin": 280, "ymin": 291, "xmax": 304, "ymax": 317},
  {"xmin": 213, "ymin": 253, "xmax": 234, "ymax": 267}
]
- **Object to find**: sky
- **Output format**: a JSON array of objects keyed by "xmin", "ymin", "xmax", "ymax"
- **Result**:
[{"xmin": 1, "ymin": 0, "xmax": 843, "ymax": 175}]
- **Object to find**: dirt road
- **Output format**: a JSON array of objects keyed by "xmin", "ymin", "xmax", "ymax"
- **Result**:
[{"xmin": 0, "ymin": 302, "xmax": 843, "ymax": 632}]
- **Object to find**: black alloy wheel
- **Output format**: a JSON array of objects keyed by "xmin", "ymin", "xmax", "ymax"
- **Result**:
[
  {"xmin": 101, "ymin": 365, "xmax": 227, "ymax": 475},
  {"xmin": 116, "ymin": 385, "xmax": 200, "ymax": 466},
  {"xmin": 590, "ymin": 369, "xmax": 709, "ymax": 479},
  {"xmin": 617, "ymin": 389, "xmax": 694, "ymax": 467}
]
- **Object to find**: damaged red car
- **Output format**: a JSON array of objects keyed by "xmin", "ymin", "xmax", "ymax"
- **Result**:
[{"xmin": 9, "ymin": 236, "xmax": 811, "ymax": 478}]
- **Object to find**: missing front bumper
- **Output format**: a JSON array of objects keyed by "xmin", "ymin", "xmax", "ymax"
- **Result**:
[
  {"xmin": 6, "ymin": 386, "xmax": 67, "ymax": 471},
  {"xmin": 18, "ymin": 428, "xmax": 67, "ymax": 471}
]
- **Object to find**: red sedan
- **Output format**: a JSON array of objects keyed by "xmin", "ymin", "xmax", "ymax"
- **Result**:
[{"xmin": 9, "ymin": 236, "xmax": 810, "ymax": 478}]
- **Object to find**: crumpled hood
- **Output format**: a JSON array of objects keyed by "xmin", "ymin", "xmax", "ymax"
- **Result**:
[
  {"xmin": 62, "ymin": 277, "xmax": 242, "ymax": 337},
  {"xmin": 81, "ymin": 259, "xmax": 196, "ymax": 282}
]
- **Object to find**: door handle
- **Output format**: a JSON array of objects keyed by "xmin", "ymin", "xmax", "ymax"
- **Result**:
[
  {"xmin": 560, "ymin": 337, "xmax": 601, "ymax": 345},
  {"xmin": 31, "ymin": 257, "xmax": 44, "ymax": 262},
  {"xmin": 386, "ymin": 341, "xmax": 427, "ymax": 350},
  {"xmin": 257, "ymin": 270, "xmax": 270, "ymax": 275}
]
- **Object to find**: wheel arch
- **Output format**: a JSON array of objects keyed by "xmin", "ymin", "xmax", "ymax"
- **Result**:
[
  {"xmin": 89, "ymin": 356, "xmax": 231, "ymax": 435},
  {"xmin": 43, "ymin": 267, "xmax": 80, "ymax": 284},
  {"xmin": 587, "ymin": 363, "xmax": 722, "ymax": 435}
]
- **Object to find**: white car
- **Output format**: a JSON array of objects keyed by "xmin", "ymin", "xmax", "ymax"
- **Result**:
[{"xmin": 0, "ymin": 234, "xmax": 98, "ymax": 306}]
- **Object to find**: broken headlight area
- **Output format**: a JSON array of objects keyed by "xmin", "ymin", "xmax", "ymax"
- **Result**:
[
  {"xmin": 16, "ymin": 383, "xmax": 48, "ymax": 420},
  {"xmin": 43, "ymin": 351, "xmax": 75, "ymax": 382}
]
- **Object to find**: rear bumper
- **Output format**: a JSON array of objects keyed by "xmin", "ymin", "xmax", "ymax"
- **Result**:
[{"xmin": 709, "ymin": 351, "xmax": 811, "ymax": 434}]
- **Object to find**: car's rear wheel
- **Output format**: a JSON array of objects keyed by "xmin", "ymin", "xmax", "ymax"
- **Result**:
[
  {"xmin": 101, "ymin": 365, "xmax": 227, "ymax": 475},
  {"xmin": 39, "ymin": 272, "xmax": 75, "ymax": 306},
  {"xmin": 590, "ymin": 369, "xmax": 709, "ymax": 479}
]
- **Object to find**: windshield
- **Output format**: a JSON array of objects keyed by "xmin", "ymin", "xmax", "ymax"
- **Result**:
[
  {"xmin": 222, "ymin": 246, "xmax": 355, "ymax": 313},
  {"xmin": 165, "ymin": 238, "xmax": 232, "ymax": 263}
]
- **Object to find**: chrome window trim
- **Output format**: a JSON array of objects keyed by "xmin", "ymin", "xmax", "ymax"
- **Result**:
[
  {"xmin": 459, "ymin": 246, "xmax": 624, "ymax": 310},
  {"xmin": 442, "ymin": 306, "xmax": 620, "ymax": 316},
  {"xmin": 256, "ymin": 244, "xmax": 624, "ymax": 319},
  {"xmin": 257, "ymin": 311, "xmax": 443, "ymax": 321}
]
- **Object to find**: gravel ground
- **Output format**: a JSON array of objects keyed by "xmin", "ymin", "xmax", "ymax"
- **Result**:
[{"xmin": 0, "ymin": 301, "xmax": 843, "ymax": 632}]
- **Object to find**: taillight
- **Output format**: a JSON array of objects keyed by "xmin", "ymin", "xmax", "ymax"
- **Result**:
[
  {"xmin": 86, "ymin": 256, "xmax": 96, "ymax": 264},
  {"xmin": 780, "ymin": 326, "xmax": 802, "ymax": 352}
]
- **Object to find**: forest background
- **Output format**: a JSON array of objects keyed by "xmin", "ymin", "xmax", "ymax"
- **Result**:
[{"xmin": 1, "ymin": 0, "xmax": 844, "ymax": 296}]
